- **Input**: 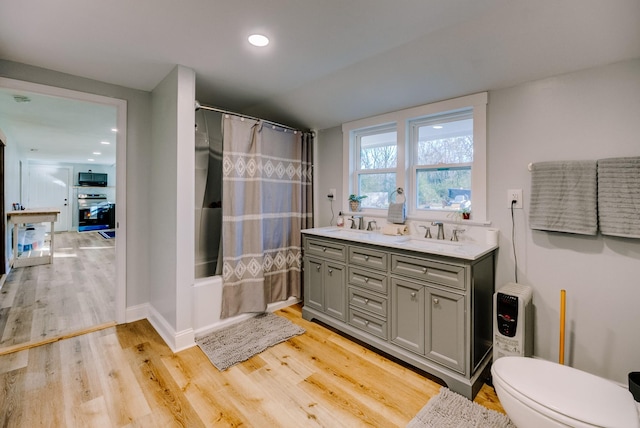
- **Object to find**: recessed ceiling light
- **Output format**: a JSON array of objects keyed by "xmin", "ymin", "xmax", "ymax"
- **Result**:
[
  {"xmin": 88, "ymin": 158, "xmax": 95, "ymax": 162},
  {"xmin": 101, "ymin": 141, "xmax": 110, "ymax": 145},
  {"xmin": 111, "ymin": 128, "xmax": 118, "ymax": 133},
  {"xmin": 248, "ymin": 34, "xmax": 269, "ymax": 47},
  {"xmin": 93, "ymin": 152, "xmax": 101, "ymax": 155},
  {"xmin": 433, "ymin": 125, "xmax": 443, "ymax": 129}
]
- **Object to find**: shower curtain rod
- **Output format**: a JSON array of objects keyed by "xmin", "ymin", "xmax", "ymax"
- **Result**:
[{"xmin": 195, "ymin": 101, "xmax": 306, "ymax": 133}]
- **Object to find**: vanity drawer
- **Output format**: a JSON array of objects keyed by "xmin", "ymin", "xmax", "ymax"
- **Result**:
[
  {"xmin": 349, "ymin": 307, "xmax": 388, "ymax": 340},
  {"xmin": 305, "ymin": 238, "xmax": 346, "ymax": 261},
  {"xmin": 391, "ymin": 254, "xmax": 465, "ymax": 290},
  {"xmin": 349, "ymin": 246, "xmax": 387, "ymax": 271},
  {"xmin": 348, "ymin": 287, "xmax": 388, "ymax": 318},
  {"xmin": 348, "ymin": 267, "xmax": 388, "ymax": 294}
]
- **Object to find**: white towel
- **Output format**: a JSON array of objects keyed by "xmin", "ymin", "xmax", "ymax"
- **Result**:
[
  {"xmin": 381, "ymin": 224, "xmax": 408, "ymax": 236},
  {"xmin": 529, "ymin": 161, "xmax": 598, "ymax": 235},
  {"xmin": 597, "ymin": 156, "xmax": 640, "ymax": 238}
]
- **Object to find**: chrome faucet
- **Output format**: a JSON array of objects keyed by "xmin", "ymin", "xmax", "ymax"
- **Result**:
[
  {"xmin": 367, "ymin": 220, "xmax": 377, "ymax": 231},
  {"xmin": 419, "ymin": 225, "xmax": 432, "ymax": 238},
  {"xmin": 432, "ymin": 221, "xmax": 445, "ymax": 240},
  {"xmin": 451, "ymin": 228, "xmax": 464, "ymax": 242},
  {"xmin": 351, "ymin": 215, "xmax": 364, "ymax": 230}
]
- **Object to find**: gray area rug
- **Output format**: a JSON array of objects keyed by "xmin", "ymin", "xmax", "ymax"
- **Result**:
[
  {"xmin": 407, "ymin": 387, "xmax": 516, "ymax": 428},
  {"xmin": 196, "ymin": 312, "xmax": 305, "ymax": 371}
]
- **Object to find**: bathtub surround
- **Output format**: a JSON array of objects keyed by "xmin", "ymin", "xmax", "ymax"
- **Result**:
[
  {"xmin": 220, "ymin": 114, "xmax": 313, "ymax": 318},
  {"xmin": 194, "ymin": 108, "xmax": 223, "ymax": 278}
]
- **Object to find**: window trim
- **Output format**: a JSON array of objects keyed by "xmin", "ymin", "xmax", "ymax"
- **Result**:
[
  {"xmin": 354, "ymin": 123, "xmax": 398, "ymax": 210},
  {"xmin": 342, "ymin": 92, "xmax": 488, "ymax": 222}
]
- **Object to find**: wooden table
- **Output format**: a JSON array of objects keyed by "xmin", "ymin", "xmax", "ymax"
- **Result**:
[{"xmin": 7, "ymin": 208, "xmax": 60, "ymax": 268}]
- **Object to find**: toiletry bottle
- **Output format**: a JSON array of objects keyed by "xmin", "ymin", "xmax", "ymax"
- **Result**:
[{"xmin": 337, "ymin": 211, "xmax": 344, "ymax": 227}]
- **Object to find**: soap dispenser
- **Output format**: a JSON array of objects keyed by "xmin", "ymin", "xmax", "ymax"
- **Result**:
[{"xmin": 337, "ymin": 211, "xmax": 344, "ymax": 227}]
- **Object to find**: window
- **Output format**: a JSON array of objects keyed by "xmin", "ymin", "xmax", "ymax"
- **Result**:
[
  {"xmin": 411, "ymin": 111, "xmax": 473, "ymax": 213},
  {"xmin": 343, "ymin": 93, "xmax": 487, "ymax": 221},
  {"xmin": 354, "ymin": 126, "xmax": 397, "ymax": 209}
]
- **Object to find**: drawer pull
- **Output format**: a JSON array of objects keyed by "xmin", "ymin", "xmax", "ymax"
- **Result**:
[
  {"xmin": 422, "ymin": 267, "xmax": 428, "ymax": 274},
  {"xmin": 364, "ymin": 298, "xmax": 369, "ymax": 304},
  {"xmin": 315, "ymin": 265, "xmax": 321, "ymax": 271},
  {"xmin": 365, "ymin": 320, "xmax": 370, "ymax": 326},
  {"xmin": 364, "ymin": 255, "xmax": 369, "ymax": 261},
  {"xmin": 328, "ymin": 269, "xmax": 333, "ymax": 274},
  {"xmin": 322, "ymin": 247, "xmax": 327, "ymax": 252},
  {"xmin": 433, "ymin": 298, "xmax": 439, "ymax": 305},
  {"xmin": 364, "ymin": 277, "xmax": 369, "ymax": 283},
  {"xmin": 410, "ymin": 292, "xmax": 416, "ymax": 298}
]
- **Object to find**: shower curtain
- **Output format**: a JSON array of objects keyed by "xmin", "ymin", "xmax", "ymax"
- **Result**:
[{"xmin": 220, "ymin": 114, "xmax": 313, "ymax": 318}]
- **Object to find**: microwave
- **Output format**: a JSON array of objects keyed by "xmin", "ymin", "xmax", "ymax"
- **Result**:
[{"xmin": 78, "ymin": 172, "xmax": 108, "ymax": 187}]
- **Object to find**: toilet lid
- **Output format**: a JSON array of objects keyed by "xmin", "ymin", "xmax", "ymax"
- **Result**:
[{"xmin": 493, "ymin": 357, "xmax": 639, "ymax": 428}]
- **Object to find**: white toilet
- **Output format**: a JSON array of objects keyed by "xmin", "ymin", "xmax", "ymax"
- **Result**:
[{"xmin": 492, "ymin": 356, "xmax": 640, "ymax": 428}]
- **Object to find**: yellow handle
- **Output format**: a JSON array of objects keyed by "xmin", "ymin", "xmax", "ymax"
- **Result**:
[{"xmin": 559, "ymin": 289, "xmax": 566, "ymax": 365}]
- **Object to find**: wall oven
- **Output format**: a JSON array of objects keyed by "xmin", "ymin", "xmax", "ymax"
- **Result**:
[{"xmin": 78, "ymin": 193, "xmax": 115, "ymax": 232}]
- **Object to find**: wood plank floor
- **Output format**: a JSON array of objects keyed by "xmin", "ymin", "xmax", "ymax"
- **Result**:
[
  {"xmin": 0, "ymin": 231, "xmax": 115, "ymax": 351},
  {"xmin": 0, "ymin": 304, "xmax": 505, "ymax": 427}
]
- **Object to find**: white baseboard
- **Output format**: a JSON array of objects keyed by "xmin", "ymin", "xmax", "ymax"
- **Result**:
[
  {"xmin": 146, "ymin": 304, "xmax": 195, "ymax": 353},
  {"xmin": 125, "ymin": 303, "xmax": 149, "ymax": 323},
  {"xmin": 126, "ymin": 297, "xmax": 299, "ymax": 353}
]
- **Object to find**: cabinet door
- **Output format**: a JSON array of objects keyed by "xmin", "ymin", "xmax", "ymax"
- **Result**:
[
  {"xmin": 391, "ymin": 278, "xmax": 425, "ymax": 354},
  {"xmin": 304, "ymin": 257, "xmax": 324, "ymax": 312},
  {"xmin": 425, "ymin": 286, "xmax": 465, "ymax": 374},
  {"xmin": 324, "ymin": 261, "xmax": 346, "ymax": 321}
]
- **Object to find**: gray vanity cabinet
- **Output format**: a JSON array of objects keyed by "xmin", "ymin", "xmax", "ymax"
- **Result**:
[
  {"xmin": 303, "ymin": 238, "xmax": 347, "ymax": 321},
  {"xmin": 424, "ymin": 285, "xmax": 465, "ymax": 373},
  {"xmin": 391, "ymin": 277, "xmax": 425, "ymax": 354},
  {"xmin": 302, "ymin": 232, "xmax": 495, "ymax": 400}
]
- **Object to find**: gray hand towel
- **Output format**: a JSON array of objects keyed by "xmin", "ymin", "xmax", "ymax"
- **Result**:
[
  {"xmin": 529, "ymin": 160, "xmax": 598, "ymax": 235},
  {"xmin": 597, "ymin": 156, "xmax": 640, "ymax": 238},
  {"xmin": 387, "ymin": 202, "xmax": 406, "ymax": 224}
]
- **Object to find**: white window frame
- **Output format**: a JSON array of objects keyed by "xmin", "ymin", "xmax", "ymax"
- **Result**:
[
  {"xmin": 409, "ymin": 109, "xmax": 474, "ymax": 215},
  {"xmin": 342, "ymin": 92, "xmax": 487, "ymax": 222},
  {"xmin": 353, "ymin": 124, "xmax": 398, "ymax": 210}
]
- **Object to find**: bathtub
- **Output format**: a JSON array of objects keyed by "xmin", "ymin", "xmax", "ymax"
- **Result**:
[{"xmin": 192, "ymin": 275, "xmax": 300, "ymax": 337}]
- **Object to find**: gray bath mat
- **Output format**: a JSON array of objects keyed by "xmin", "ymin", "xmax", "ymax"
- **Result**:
[
  {"xmin": 196, "ymin": 312, "xmax": 305, "ymax": 371},
  {"xmin": 407, "ymin": 387, "xmax": 515, "ymax": 428}
]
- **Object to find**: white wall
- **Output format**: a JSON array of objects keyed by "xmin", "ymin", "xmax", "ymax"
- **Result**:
[
  {"xmin": 148, "ymin": 65, "xmax": 195, "ymax": 350},
  {"xmin": 316, "ymin": 126, "xmax": 346, "ymax": 227},
  {"xmin": 315, "ymin": 59, "xmax": 640, "ymax": 385},
  {"xmin": 488, "ymin": 59, "xmax": 640, "ymax": 384},
  {"xmin": 0, "ymin": 59, "xmax": 152, "ymax": 308}
]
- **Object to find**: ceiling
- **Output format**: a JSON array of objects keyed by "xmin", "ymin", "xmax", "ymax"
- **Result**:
[{"xmin": 1, "ymin": 0, "xmax": 639, "ymax": 163}]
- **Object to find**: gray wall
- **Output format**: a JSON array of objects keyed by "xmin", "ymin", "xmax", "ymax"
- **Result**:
[
  {"xmin": 315, "ymin": 59, "xmax": 640, "ymax": 385},
  {"xmin": 0, "ymin": 59, "xmax": 152, "ymax": 308}
]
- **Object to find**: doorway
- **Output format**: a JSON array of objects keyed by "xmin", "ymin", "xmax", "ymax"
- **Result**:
[
  {"xmin": 26, "ymin": 164, "xmax": 72, "ymax": 232},
  {"xmin": 0, "ymin": 77, "xmax": 127, "ymax": 350}
]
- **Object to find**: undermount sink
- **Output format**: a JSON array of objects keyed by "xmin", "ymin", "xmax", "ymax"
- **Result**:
[{"xmin": 323, "ymin": 228, "xmax": 410, "ymax": 243}]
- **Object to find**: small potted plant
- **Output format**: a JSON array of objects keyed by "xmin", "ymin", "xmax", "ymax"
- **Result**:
[
  {"xmin": 461, "ymin": 207, "xmax": 471, "ymax": 220},
  {"xmin": 348, "ymin": 194, "xmax": 367, "ymax": 212}
]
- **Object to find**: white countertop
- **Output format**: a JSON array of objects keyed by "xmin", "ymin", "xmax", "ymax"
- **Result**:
[{"xmin": 302, "ymin": 226, "xmax": 497, "ymax": 260}]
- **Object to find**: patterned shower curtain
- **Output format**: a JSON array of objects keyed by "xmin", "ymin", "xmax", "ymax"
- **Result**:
[{"xmin": 220, "ymin": 115, "xmax": 313, "ymax": 318}]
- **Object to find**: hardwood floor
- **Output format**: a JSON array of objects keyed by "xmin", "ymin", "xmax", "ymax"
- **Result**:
[
  {"xmin": 0, "ymin": 304, "xmax": 505, "ymax": 427},
  {"xmin": 0, "ymin": 231, "xmax": 115, "ymax": 351}
]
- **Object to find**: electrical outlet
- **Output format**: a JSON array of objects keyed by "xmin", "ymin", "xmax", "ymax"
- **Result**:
[
  {"xmin": 507, "ymin": 189, "xmax": 523, "ymax": 209},
  {"xmin": 328, "ymin": 188, "xmax": 336, "ymax": 199}
]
